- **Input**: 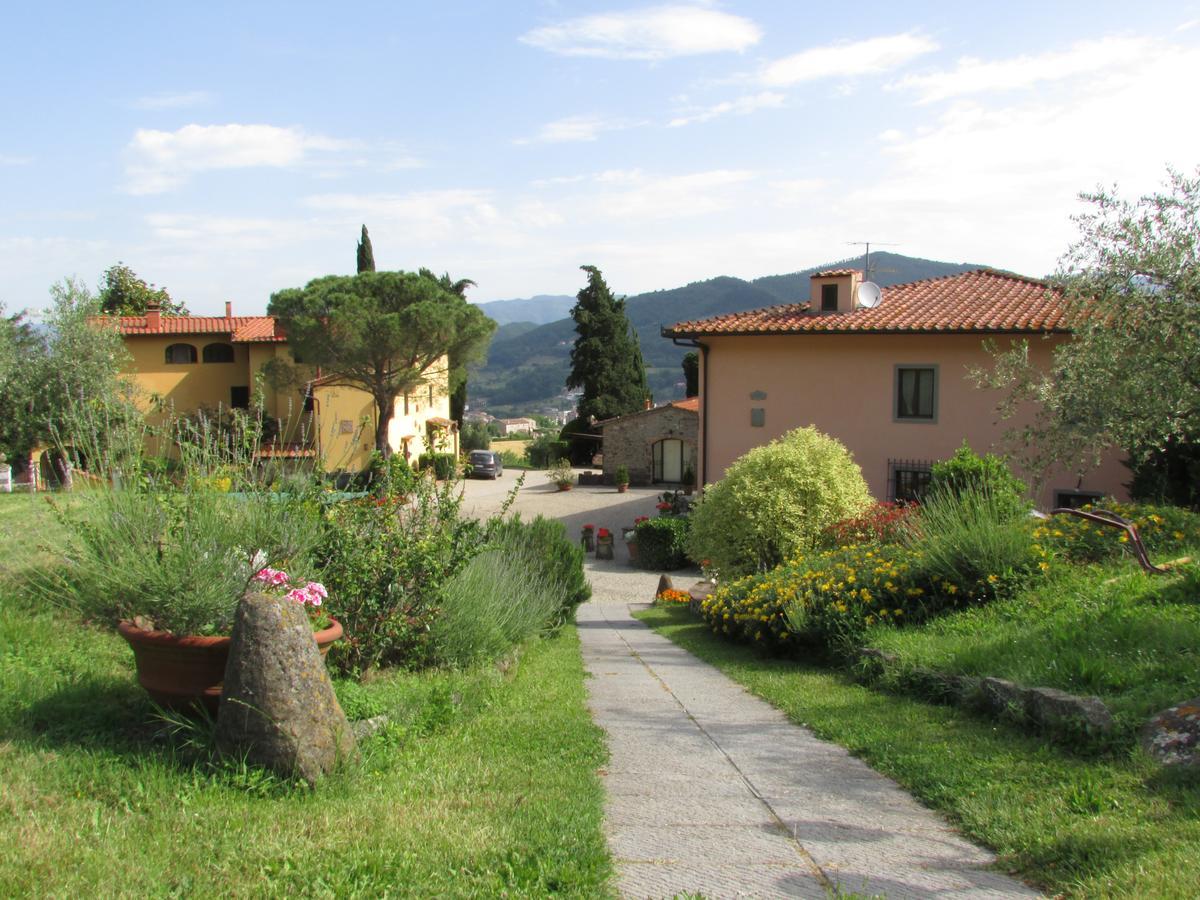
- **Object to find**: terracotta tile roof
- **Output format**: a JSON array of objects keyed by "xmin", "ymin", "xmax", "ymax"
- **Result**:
[
  {"xmin": 106, "ymin": 314, "xmax": 285, "ymax": 342},
  {"xmin": 814, "ymin": 268, "xmax": 862, "ymax": 277},
  {"xmin": 663, "ymin": 269, "xmax": 1066, "ymax": 337},
  {"xmin": 597, "ymin": 397, "xmax": 700, "ymax": 426}
]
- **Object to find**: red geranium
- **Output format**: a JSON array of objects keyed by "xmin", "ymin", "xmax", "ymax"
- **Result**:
[
  {"xmin": 597, "ymin": 527, "xmax": 611, "ymax": 539},
  {"xmin": 582, "ymin": 523, "xmax": 595, "ymax": 531}
]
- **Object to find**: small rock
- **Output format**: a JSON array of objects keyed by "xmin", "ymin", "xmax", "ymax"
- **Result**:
[
  {"xmin": 351, "ymin": 714, "xmax": 390, "ymax": 741},
  {"xmin": 656, "ymin": 574, "xmax": 674, "ymax": 597},
  {"xmin": 215, "ymin": 592, "xmax": 355, "ymax": 785},
  {"xmin": 1142, "ymin": 697, "xmax": 1200, "ymax": 767},
  {"xmin": 1024, "ymin": 686, "xmax": 1113, "ymax": 735}
]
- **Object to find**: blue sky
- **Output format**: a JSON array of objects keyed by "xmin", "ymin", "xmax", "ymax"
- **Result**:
[{"xmin": 2, "ymin": 1, "xmax": 1196, "ymax": 316}]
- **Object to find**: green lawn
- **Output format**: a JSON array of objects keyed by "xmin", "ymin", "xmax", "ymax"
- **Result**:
[
  {"xmin": 0, "ymin": 494, "xmax": 613, "ymax": 897},
  {"xmin": 861, "ymin": 557, "xmax": 1200, "ymax": 739},
  {"xmin": 636, "ymin": 604, "xmax": 1200, "ymax": 899}
]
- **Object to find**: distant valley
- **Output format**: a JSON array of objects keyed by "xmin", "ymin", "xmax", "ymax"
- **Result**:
[{"xmin": 468, "ymin": 252, "xmax": 991, "ymax": 417}]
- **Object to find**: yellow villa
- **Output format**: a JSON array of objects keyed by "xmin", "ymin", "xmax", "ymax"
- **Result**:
[{"xmin": 107, "ymin": 302, "xmax": 458, "ymax": 473}]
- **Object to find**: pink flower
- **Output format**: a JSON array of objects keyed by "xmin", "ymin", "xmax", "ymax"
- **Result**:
[
  {"xmin": 255, "ymin": 567, "xmax": 290, "ymax": 586},
  {"xmin": 285, "ymin": 587, "xmax": 310, "ymax": 604},
  {"xmin": 304, "ymin": 582, "xmax": 328, "ymax": 600}
]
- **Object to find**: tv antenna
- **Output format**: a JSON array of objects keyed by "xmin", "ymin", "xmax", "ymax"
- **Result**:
[{"xmin": 847, "ymin": 241, "xmax": 899, "ymax": 283}]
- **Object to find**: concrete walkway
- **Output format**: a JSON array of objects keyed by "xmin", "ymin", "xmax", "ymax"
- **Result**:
[
  {"xmin": 578, "ymin": 558, "xmax": 1039, "ymax": 899},
  {"xmin": 457, "ymin": 476, "xmax": 1038, "ymax": 897}
]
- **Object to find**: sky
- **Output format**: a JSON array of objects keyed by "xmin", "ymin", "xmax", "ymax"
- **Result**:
[{"xmin": 2, "ymin": 1, "xmax": 1197, "ymax": 317}]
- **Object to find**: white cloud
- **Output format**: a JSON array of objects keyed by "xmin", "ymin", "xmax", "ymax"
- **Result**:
[
  {"xmin": 768, "ymin": 178, "xmax": 827, "ymax": 206},
  {"xmin": 303, "ymin": 190, "xmax": 504, "ymax": 241},
  {"xmin": 890, "ymin": 36, "xmax": 1156, "ymax": 104},
  {"xmin": 0, "ymin": 154, "xmax": 33, "ymax": 166},
  {"xmin": 1176, "ymin": 18, "xmax": 1200, "ymax": 33},
  {"xmin": 124, "ymin": 123, "xmax": 351, "ymax": 194},
  {"xmin": 132, "ymin": 90, "xmax": 214, "ymax": 110},
  {"xmin": 516, "ymin": 114, "xmax": 641, "ymax": 144},
  {"xmin": 588, "ymin": 168, "xmax": 757, "ymax": 219},
  {"xmin": 520, "ymin": 4, "xmax": 761, "ymax": 60},
  {"xmin": 668, "ymin": 91, "xmax": 785, "ymax": 127},
  {"xmin": 843, "ymin": 42, "xmax": 1200, "ymax": 276},
  {"xmin": 759, "ymin": 32, "xmax": 938, "ymax": 86}
]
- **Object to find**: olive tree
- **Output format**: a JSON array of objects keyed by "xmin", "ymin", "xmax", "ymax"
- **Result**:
[{"xmin": 977, "ymin": 168, "xmax": 1200, "ymax": 492}]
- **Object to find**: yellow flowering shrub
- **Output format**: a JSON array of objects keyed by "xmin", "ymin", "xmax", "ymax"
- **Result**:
[
  {"xmin": 1038, "ymin": 501, "xmax": 1200, "ymax": 563},
  {"xmin": 702, "ymin": 544, "xmax": 964, "ymax": 652}
]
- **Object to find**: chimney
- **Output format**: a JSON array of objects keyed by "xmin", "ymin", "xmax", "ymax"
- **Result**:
[
  {"xmin": 809, "ymin": 269, "xmax": 863, "ymax": 313},
  {"xmin": 225, "ymin": 301, "xmax": 233, "ymax": 319},
  {"xmin": 273, "ymin": 317, "xmax": 286, "ymax": 340},
  {"xmin": 145, "ymin": 302, "xmax": 161, "ymax": 330}
]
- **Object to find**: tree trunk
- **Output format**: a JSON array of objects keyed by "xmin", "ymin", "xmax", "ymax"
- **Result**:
[{"xmin": 374, "ymin": 395, "xmax": 393, "ymax": 456}]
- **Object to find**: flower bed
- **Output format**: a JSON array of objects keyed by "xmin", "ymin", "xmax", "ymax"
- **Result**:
[{"xmin": 1038, "ymin": 501, "xmax": 1200, "ymax": 563}]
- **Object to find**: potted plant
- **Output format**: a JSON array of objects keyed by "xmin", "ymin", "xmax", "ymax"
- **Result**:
[
  {"xmin": 595, "ymin": 527, "xmax": 615, "ymax": 560},
  {"xmin": 581, "ymin": 523, "xmax": 596, "ymax": 552},
  {"xmin": 615, "ymin": 465, "xmax": 630, "ymax": 493},
  {"xmin": 41, "ymin": 486, "xmax": 338, "ymax": 713},
  {"xmin": 118, "ymin": 567, "xmax": 341, "ymax": 713},
  {"xmin": 547, "ymin": 459, "xmax": 575, "ymax": 491},
  {"xmin": 0, "ymin": 451, "xmax": 10, "ymax": 494},
  {"xmin": 682, "ymin": 465, "xmax": 696, "ymax": 495},
  {"xmin": 625, "ymin": 515, "xmax": 648, "ymax": 564}
]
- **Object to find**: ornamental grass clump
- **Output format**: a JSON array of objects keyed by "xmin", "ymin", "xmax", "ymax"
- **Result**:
[
  {"xmin": 429, "ymin": 545, "xmax": 563, "ymax": 666},
  {"xmin": 40, "ymin": 486, "xmax": 324, "ymax": 635},
  {"xmin": 687, "ymin": 426, "xmax": 871, "ymax": 579},
  {"xmin": 900, "ymin": 484, "xmax": 1044, "ymax": 604}
]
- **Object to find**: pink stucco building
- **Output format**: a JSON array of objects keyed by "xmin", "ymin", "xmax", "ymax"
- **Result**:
[{"xmin": 663, "ymin": 268, "xmax": 1128, "ymax": 510}]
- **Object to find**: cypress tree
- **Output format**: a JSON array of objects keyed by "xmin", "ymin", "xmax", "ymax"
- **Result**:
[
  {"xmin": 356, "ymin": 225, "xmax": 376, "ymax": 273},
  {"xmin": 566, "ymin": 265, "xmax": 649, "ymax": 422}
]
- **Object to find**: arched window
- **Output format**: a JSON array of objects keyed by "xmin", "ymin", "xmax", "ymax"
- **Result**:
[
  {"xmin": 202, "ymin": 342, "xmax": 235, "ymax": 363},
  {"xmin": 165, "ymin": 343, "xmax": 197, "ymax": 364}
]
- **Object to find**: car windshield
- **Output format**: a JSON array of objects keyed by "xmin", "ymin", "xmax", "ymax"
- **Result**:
[{"xmin": 470, "ymin": 452, "xmax": 492, "ymax": 462}]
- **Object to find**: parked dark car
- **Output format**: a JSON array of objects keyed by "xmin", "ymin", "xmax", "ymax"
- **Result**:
[{"xmin": 468, "ymin": 450, "xmax": 504, "ymax": 479}]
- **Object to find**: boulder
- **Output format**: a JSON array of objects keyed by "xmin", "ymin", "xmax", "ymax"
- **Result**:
[
  {"xmin": 656, "ymin": 574, "xmax": 674, "ymax": 596},
  {"xmin": 215, "ymin": 591, "xmax": 355, "ymax": 785},
  {"xmin": 1142, "ymin": 697, "xmax": 1200, "ymax": 768},
  {"xmin": 1023, "ymin": 686, "xmax": 1113, "ymax": 735},
  {"xmin": 978, "ymin": 677, "xmax": 1025, "ymax": 717}
]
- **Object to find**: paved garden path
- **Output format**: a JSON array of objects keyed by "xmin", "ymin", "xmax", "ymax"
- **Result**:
[
  {"xmin": 580, "ymin": 559, "xmax": 1040, "ymax": 899},
  {"xmin": 460, "ymin": 477, "xmax": 1039, "ymax": 898}
]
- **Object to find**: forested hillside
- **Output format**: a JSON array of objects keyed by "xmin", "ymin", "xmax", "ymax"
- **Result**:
[{"xmin": 471, "ymin": 252, "xmax": 989, "ymax": 415}]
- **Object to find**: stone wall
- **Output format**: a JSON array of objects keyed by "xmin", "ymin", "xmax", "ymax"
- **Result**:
[{"xmin": 601, "ymin": 406, "xmax": 698, "ymax": 486}]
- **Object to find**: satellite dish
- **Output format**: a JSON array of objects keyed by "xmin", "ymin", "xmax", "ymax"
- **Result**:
[{"xmin": 857, "ymin": 281, "xmax": 882, "ymax": 309}]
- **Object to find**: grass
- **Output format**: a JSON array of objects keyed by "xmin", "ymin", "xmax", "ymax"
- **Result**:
[
  {"xmin": 862, "ymin": 556, "xmax": 1200, "ymax": 738},
  {"xmin": 0, "ymin": 494, "xmax": 613, "ymax": 897},
  {"xmin": 635, "ymin": 604, "xmax": 1200, "ymax": 898}
]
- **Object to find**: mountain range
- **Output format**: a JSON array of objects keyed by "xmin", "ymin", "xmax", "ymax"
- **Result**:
[{"xmin": 469, "ymin": 252, "xmax": 991, "ymax": 416}]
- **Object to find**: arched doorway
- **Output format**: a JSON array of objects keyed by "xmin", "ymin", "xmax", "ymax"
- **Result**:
[{"xmin": 652, "ymin": 439, "xmax": 696, "ymax": 484}]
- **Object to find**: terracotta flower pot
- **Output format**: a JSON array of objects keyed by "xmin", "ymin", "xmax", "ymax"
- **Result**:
[
  {"xmin": 557, "ymin": 482, "xmax": 573, "ymax": 491},
  {"xmin": 118, "ymin": 617, "xmax": 343, "ymax": 714},
  {"xmin": 626, "ymin": 541, "xmax": 639, "ymax": 563},
  {"xmin": 617, "ymin": 483, "xmax": 629, "ymax": 493}
]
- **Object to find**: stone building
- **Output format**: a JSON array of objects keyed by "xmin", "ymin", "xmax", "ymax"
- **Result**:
[{"xmin": 599, "ymin": 398, "xmax": 698, "ymax": 486}]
